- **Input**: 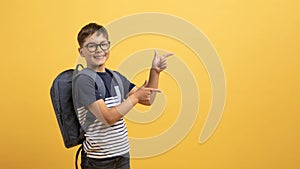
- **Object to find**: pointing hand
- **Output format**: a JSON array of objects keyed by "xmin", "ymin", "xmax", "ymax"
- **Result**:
[{"xmin": 151, "ymin": 50, "xmax": 173, "ymax": 73}]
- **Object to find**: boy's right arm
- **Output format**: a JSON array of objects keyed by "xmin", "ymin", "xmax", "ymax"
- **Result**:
[{"xmin": 87, "ymin": 81, "xmax": 156, "ymax": 125}]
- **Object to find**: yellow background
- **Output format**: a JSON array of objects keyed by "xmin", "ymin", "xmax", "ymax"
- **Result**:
[{"xmin": 0, "ymin": 0, "xmax": 299, "ymax": 169}]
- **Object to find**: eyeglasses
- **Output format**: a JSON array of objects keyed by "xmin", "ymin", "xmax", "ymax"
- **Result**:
[{"xmin": 84, "ymin": 41, "xmax": 111, "ymax": 53}]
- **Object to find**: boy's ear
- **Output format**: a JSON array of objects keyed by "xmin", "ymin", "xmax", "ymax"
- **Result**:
[
  {"xmin": 78, "ymin": 48, "xmax": 84, "ymax": 57},
  {"xmin": 105, "ymin": 51, "xmax": 110, "ymax": 56}
]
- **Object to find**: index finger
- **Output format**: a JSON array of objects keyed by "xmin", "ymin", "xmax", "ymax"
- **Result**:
[
  {"xmin": 149, "ymin": 88, "xmax": 162, "ymax": 93},
  {"xmin": 153, "ymin": 89, "xmax": 162, "ymax": 93},
  {"xmin": 161, "ymin": 53, "xmax": 174, "ymax": 59}
]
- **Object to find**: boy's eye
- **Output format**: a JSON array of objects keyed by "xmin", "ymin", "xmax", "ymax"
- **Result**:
[
  {"xmin": 101, "ymin": 43, "xmax": 109, "ymax": 48},
  {"xmin": 87, "ymin": 44, "xmax": 97, "ymax": 48}
]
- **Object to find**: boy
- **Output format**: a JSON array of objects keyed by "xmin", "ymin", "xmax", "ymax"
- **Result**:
[{"xmin": 73, "ymin": 23, "xmax": 172, "ymax": 169}]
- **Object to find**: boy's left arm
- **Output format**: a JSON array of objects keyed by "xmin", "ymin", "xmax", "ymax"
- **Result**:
[{"xmin": 131, "ymin": 50, "xmax": 173, "ymax": 105}]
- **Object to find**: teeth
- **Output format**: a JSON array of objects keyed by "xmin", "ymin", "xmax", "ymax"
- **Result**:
[{"xmin": 94, "ymin": 56, "xmax": 104, "ymax": 59}]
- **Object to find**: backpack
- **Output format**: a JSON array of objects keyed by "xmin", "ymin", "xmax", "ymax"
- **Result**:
[{"xmin": 50, "ymin": 64, "xmax": 124, "ymax": 168}]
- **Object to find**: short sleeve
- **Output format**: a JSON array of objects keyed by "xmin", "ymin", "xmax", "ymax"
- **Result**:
[{"xmin": 73, "ymin": 74, "xmax": 99, "ymax": 108}]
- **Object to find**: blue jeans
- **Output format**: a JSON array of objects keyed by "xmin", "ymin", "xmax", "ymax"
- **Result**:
[{"xmin": 81, "ymin": 150, "xmax": 130, "ymax": 169}]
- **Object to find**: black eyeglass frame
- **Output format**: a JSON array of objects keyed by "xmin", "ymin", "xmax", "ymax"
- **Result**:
[{"xmin": 83, "ymin": 41, "xmax": 111, "ymax": 52}]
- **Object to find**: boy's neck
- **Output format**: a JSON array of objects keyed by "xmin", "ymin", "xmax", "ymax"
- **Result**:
[{"xmin": 88, "ymin": 64, "xmax": 106, "ymax": 72}]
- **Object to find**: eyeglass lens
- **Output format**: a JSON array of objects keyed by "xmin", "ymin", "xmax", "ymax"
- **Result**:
[{"xmin": 86, "ymin": 41, "xmax": 110, "ymax": 52}]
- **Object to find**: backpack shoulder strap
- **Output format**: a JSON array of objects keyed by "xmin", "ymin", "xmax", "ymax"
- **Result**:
[
  {"xmin": 75, "ymin": 68, "xmax": 106, "ymax": 99},
  {"xmin": 74, "ymin": 66, "xmax": 125, "ymax": 103}
]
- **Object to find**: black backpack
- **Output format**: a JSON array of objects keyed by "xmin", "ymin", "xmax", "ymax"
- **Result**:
[
  {"xmin": 50, "ymin": 65, "xmax": 84, "ymax": 149},
  {"xmin": 50, "ymin": 64, "xmax": 124, "ymax": 168}
]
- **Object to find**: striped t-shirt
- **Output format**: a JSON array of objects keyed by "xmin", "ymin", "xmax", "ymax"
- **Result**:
[{"xmin": 73, "ymin": 69, "xmax": 135, "ymax": 159}]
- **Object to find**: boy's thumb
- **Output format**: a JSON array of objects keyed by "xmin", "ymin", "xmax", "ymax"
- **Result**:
[{"xmin": 143, "ymin": 80, "xmax": 148, "ymax": 87}]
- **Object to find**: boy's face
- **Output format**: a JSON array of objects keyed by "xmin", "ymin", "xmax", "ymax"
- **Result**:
[{"xmin": 79, "ymin": 32, "xmax": 110, "ymax": 71}]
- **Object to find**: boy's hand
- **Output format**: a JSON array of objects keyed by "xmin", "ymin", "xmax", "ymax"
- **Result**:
[
  {"xmin": 132, "ymin": 80, "xmax": 161, "ymax": 102},
  {"xmin": 151, "ymin": 50, "xmax": 173, "ymax": 73}
]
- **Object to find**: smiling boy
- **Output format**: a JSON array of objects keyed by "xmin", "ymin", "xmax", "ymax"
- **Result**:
[{"xmin": 73, "ymin": 23, "xmax": 172, "ymax": 169}]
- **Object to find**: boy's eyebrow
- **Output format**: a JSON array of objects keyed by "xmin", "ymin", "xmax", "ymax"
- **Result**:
[{"xmin": 85, "ymin": 40, "xmax": 109, "ymax": 45}]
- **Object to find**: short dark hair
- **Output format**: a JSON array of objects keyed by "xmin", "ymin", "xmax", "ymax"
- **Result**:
[{"xmin": 77, "ymin": 23, "xmax": 109, "ymax": 47}]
